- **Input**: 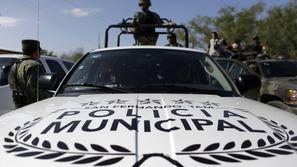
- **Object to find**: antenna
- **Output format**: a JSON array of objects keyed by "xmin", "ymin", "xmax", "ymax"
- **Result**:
[
  {"xmin": 36, "ymin": 0, "xmax": 40, "ymax": 102},
  {"xmin": 98, "ymin": 33, "xmax": 101, "ymax": 48},
  {"xmin": 37, "ymin": 0, "xmax": 40, "ymax": 40}
]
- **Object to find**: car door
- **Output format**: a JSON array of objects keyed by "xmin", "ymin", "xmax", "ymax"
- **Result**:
[
  {"xmin": 44, "ymin": 59, "xmax": 66, "ymax": 83},
  {"xmin": 217, "ymin": 59, "xmax": 249, "ymax": 81},
  {"xmin": 228, "ymin": 62, "xmax": 248, "ymax": 81}
]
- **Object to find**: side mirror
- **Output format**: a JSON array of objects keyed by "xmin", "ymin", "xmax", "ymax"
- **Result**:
[
  {"xmin": 0, "ymin": 65, "xmax": 12, "ymax": 85},
  {"xmin": 39, "ymin": 73, "xmax": 58, "ymax": 91},
  {"xmin": 235, "ymin": 74, "xmax": 261, "ymax": 94},
  {"xmin": 2, "ymin": 65, "xmax": 12, "ymax": 74}
]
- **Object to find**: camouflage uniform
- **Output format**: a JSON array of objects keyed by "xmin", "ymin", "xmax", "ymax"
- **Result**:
[
  {"xmin": 132, "ymin": 0, "xmax": 163, "ymax": 45},
  {"xmin": 8, "ymin": 40, "xmax": 49, "ymax": 108}
]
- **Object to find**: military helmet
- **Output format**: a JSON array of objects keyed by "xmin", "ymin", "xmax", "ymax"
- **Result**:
[
  {"xmin": 139, "ymin": 0, "xmax": 151, "ymax": 6},
  {"xmin": 22, "ymin": 39, "xmax": 41, "ymax": 50},
  {"xmin": 22, "ymin": 39, "xmax": 42, "ymax": 55}
]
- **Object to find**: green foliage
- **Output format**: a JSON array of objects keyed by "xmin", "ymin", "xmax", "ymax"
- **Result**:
[
  {"xmin": 182, "ymin": 1, "xmax": 297, "ymax": 58},
  {"xmin": 177, "ymin": 16, "xmax": 214, "ymax": 49},
  {"xmin": 215, "ymin": 3, "xmax": 264, "ymax": 43},
  {"xmin": 41, "ymin": 50, "xmax": 57, "ymax": 57},
  {"xmin": 258, "ymin": 1, "xmax": 297, "ymax": 58}
]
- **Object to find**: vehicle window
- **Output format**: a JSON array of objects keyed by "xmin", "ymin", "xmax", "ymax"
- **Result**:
[
  {"xmin": 38, "ymin": 60, "xmax": 46, "ymax": 75},
  {"xmin": 260, "ymin": 61, "xmax": 297, "ymax": 78},
  {"xmin": 46, "ymin": 60, "xmax": 66, "ymax": 81},
  {"xmin": 226, "ymin": 62, "xmax": 236, "ymax": 73},
  {"xmin": 204, "ymin": 57, "xmax": 233, "ymax": 91},
  {"xmin": 247, "ymin": 62, "xmax": 260, "ymax": 75},
  {"xmin": 61, "ymin": 49, "xmax": 234, "ymax": 96},
  {"xmin": 63, "ymin": 61, "xmax": 74, "ymax": 70},
  {"xmin": 217, "ymin": 60, "xmax": 239, "ymax": 75},
  {"xmin": 217, "ymin": 60, "xmax": 229, "ymax": 71},
  {"xmin": 0, "ymin": 58, "xmax": 17, "ymax": 86},
  {"xmin": 229, "ymin": 63, "xmax": 243, "ymax": 80}
]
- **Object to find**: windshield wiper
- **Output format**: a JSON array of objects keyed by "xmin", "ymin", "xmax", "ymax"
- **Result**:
[
  {"xmin": 127, "ymin": 83, "xmax": 233, "ymax": 96},
  {"xmin": 128, "ymin": 84, "xmax": 206, "ymax": 92},
  {"xmin": 63, "ymin": 83, "xmax": 128, "ymax": 93}
]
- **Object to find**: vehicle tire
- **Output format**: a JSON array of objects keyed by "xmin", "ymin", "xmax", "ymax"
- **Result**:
[{"xmin": 266, "ymin": 100, "xmax": 293, "ymax": 113}]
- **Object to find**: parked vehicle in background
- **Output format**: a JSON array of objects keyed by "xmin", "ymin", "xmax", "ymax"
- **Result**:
[
  {"xmin": 0, "ymin": 54, "xmax": 74, "ymax": 115},
  {"xmin": 245, "ymin": 59, "xmax": 297, "ymax": 113},
  {"xmin": 216, "ymin": 58, "xmax": 297, "ymax": 114}
]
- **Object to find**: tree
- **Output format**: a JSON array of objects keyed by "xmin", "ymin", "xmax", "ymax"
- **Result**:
[
  {"xmin": 41, "ymin": 50, "xmax": 57, "ymax": 57},
  {"xmin": 258, "ymin": 1, "xmax": 297, "ymax": 58},
  {"xmin": 182, "ymin": 3, "xmax": 264, "ymax": 48},
  {"xmin": 215, "ymin": 3, "xmax": 264, "ymax": 45},
  {"xmin": 176, "ymin": 16, "xmax": 214, "ymax": 49},
  {"xmin": 180, "ymin": 1, "xmax": 297, "ymax": 58}
]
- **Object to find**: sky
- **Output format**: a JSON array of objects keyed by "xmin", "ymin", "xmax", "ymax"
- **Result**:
[{"xmin": 0, "ymin": 0, "xmax": 290, "ymax": 55}]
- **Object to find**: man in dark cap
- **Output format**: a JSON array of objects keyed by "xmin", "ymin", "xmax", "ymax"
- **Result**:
[
  {"xmin": 165, "ymin": 32, "xmax": 183, "ymax": 47},
  {"xmin": 8, "ymin": 39, "xmax": 48, "ymax": 108},
  {"xmin": 252, "ymin": 36, "xmax": 262, "ymax": 53},
  {"xmin": 248, "ymin": 36, "xmax": 263, "ymax": 59},
  {"xmin": 132, "ymin": 0, "xmax": 174, "ymax": 45}
]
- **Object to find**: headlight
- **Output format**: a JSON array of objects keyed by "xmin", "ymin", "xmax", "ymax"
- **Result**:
[{"xmin": 286, "ymin": 89, "xmax": 297, "ymax": 105}]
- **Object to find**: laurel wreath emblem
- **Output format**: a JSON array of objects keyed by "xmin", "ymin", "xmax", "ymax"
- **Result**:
[
  {"xmin": 178, "ymin": 116, "xmax": 297, "ymax": 165},
  {"xmin": 3, "ymin": 116, "xmax": 297, "ymax": 166},
  {"xmin": 3, "ymin": 117, "xmax": 135, "ymax": 166}
]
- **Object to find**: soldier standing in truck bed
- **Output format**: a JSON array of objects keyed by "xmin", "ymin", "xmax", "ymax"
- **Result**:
[{"xmin": 132, "ymin": 0, "xmax": 174, "ymax": 45}]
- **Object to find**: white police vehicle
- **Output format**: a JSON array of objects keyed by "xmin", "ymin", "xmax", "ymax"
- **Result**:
[
  {"xmin": 0, "ymin": 54, "xmax": 74, "ymax": 115},
  {"xmin": 0, "ymin": 22, "xmax": 296, "ymax": 167}
]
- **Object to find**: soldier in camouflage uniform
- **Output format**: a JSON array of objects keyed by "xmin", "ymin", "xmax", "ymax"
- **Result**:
[
  {"xmin": 132, "ymin": 0, "xmax": 174, "ymax": 45},
  {"xmin": 8, "ymin": 39, "xmax": 49, "ymax": 109}
]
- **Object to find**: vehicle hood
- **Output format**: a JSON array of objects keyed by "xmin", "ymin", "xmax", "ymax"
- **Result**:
[
  {"xmin": 1, "ymin": 94, "xmax": 296, "ymax": 167},
  {"xmin": 262, "ymin": 77, "xmax": 297, "ymax": 98},
  {"xmin": 265, "ymin": 77, "xmax": 297, "ymax": 87}
]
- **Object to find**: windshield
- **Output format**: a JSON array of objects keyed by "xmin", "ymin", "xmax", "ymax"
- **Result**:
[
  {"xmin": 0, "ymin": 58, "xmax": 16, "ymax": 86},
  {"xmin": 260, "ymin": 61, "xmax": 297, "ymax": 78},
  {"xmin": 58, "ymin": 49, "xmax": 235, "ymax": 96}
]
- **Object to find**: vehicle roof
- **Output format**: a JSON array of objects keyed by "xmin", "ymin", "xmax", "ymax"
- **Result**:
[
  {"xmin": 215, "ymin": 57, "xmax": 242, "ymax": 62},
  {"xmin": 0, "ymin": 54, "xmax": 22, "ymax": 58},
  {"xmin": 40, "ymin": 55, "xmax": 74, "ymax": 63},
  {"xmin": 248, "ymin": 59, "xmax": 297, "ymax": 63},
  {"xmin": 0, "ymin": 54, "xmax": 73, "ymax": 62},
  {"xmin": 90, "ymin": 46, "xmax": 206, "ymax": 54}
]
